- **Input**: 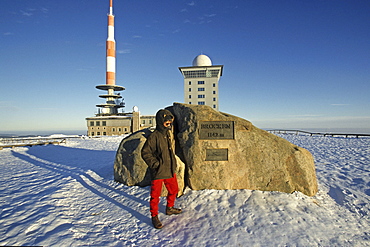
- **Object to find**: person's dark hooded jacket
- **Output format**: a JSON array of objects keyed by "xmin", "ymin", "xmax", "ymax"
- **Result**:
[{"xmin": 141, "ymin": 109, "xmax": 177, "ymax": 180}]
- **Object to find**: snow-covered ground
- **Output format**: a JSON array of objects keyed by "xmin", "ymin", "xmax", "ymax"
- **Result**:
[{"xmin": 0, "ymin": 134, "xmax": 369, "ymax": 246}]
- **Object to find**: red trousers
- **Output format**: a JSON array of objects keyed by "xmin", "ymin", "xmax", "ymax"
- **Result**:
[{"xmin": 150, "ymin": 174, "xmax": 178, "ymax": 217}]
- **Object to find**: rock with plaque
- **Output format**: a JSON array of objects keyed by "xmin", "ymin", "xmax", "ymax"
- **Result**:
[
  {"xmin": 113, "ymin": 102, "xmax": 318, "ymax": 197},
  {"xmin": 168, "ymin": 103, "xmax": 318, "ymax": 196}
]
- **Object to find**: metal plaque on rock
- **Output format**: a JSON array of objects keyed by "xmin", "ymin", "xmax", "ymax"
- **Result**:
[
  {"xmin": 199, "ymin": 121, "xmax": 234, "ymax": 139},
  {"xmin": 206, "ymin": 149, "xmax": 228, "ymax": 161}
]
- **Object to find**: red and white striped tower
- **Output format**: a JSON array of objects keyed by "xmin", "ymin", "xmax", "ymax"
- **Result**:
[
  {"xmin": 106, "ymin": 0, "xmax": 115, "ymax": 86},
  {"xmin": 96, "ymin": 0, "xmax": 125, "ymax": 116}
]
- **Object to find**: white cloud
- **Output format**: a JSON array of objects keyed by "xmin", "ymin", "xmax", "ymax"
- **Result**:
[
  {"xmin": 204, "ymin": 14, "xmax": 216, "ymax": 18},
  {"xmin": 187, "ymin": 1, "xmax": 195, "ymax": 6},
  {"xmin": 253, "ymin": 115, "xmax": 370, "ymax": 130},
  {"xmin": 287, "ymin": 114, "xmax": 323, "ymax": 118},
  {"xmin": 117, "ymin": 49, "xmax": 131, "ymax": 54},
  {"xmin": 76, "ymin": 66, "xmax": 96, "ymax": 71},
  {"xmin": 18, "ymin": 8, "xmax": 48, "ymax": 19},
  {"xmin": 20, "ymin": 10, "xmax": 33, "ymax": 17},
  {"xmin": 0, "ymin": 102, "xmax": 20, "ymax": 112},
  {"xmin": 37, "ymin": 108, "xmax": 58, "ymax": 111}
]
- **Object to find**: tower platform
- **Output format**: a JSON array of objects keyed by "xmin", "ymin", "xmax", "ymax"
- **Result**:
[
  {"xmin": 96, "ymin": 103, "xmax": 124, "ymax": 108},
  {"xmin": 95, "ymin": 85, "xmax": 125, "ymax": 91},
  {"xmin": 98, "ymin": 94, "xmax": 122, "ymax": 99}
]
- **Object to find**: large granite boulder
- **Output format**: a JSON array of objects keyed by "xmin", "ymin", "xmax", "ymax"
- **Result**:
[
  {"xmin": 114, "ymin": 103, "xmax": 318, "ymax": 197},
  {"xmin": 167, "ymin": 103, "xmax": 318, "ymax": 196},
  {"xmin": 114, "ymin": 128, "xmax": 185, "ymax": 196}
]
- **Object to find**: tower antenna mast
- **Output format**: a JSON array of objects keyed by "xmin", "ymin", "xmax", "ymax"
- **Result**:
[{"xmin": 95, "ymin": 0, "xmax": 125, "ymax": 115}]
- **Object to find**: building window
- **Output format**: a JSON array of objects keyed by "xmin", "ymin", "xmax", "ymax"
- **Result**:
[
  {"xmin": 189, "ymin": 102, "xmax": 192, "ymax": 104},
  {"xmin": 198, "ymin": 95, "xmax": 205, "ymax": 98},
  {"xmin": 125, "ymin": 128, "xmax": 128, "ymax": 132},
  {"xmin": 213, "ymin": 91, "xmax": 216, "ymax": 94},
  {"xmin": 90, "ymin": 121, "xmax": 94, "ymax": 126},
  {"xmin": 183, "ymin": 70, "xmax": 207, "ymax": 78},
  {"xmin": 213, "ymin": 105, "xmax": 216, "ymax": 108},
  {"xmin": 103, "ymin": 132, "xmax": 107, "ymax": 136},
  {"xmin": 142, "ymin": 120, "xmax": 146, "ymax": 124},
  {"xmin": 96, "ymin": 121, "xmax": 100, "ymax": 126},
  {"xmin": 198, "ymin": 88, "xmax": 205, "ymax": 91},
  {"xmin": 189, "ymin": 81, "xmax": 191, "ymax": 85},
  {"xmin": 198, "ymin": 101, "xmax": 205, "ymax": 105},
  {"xmin": 149, "ymin": 120, "xmax": 152, "ymax": 124},
  {"xmin": 112, "ymin": 128, "xmax": 115, "ymax": 132},
  {"xmin": 213, "ymin": 83, "xmax": 216, "ymax": 87},
  {"xmin": 189, "ymin": 95, "xmax": 192, "ymax": 99},
  {"xmin": 97, "ymin": 132, "xmax": 101, "ymax": 136},
  {"xmin": 91, "ymin": 132, "xmax": 94, "ymax": 136},
  {"xmin": 213, "ymin": 97, "xmax": 216, "ymax": 101},
  {"xmin": 102, "ymin": 121, "xmax": 106, "ymax": 126},
  {"xmin": 189, "ymin": 88, "xmax": 191, "ymax": 92},
  {"xmin": 198, "ymin": 81, "xmax": 205, "ymax": 84},
  {"xmin": 118, "ymin": 128, "xmax": 122, "ymax": 132}
]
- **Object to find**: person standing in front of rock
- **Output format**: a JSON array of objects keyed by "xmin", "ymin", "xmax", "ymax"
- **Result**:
[{"xmin": 141, "ymin": 109, "xmax": 182, "ymax": 229}]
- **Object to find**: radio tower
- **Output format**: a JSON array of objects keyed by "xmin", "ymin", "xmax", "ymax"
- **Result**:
[{"xmin": 95, "ymin": 0, "xmax": 125, "ymax": 115}]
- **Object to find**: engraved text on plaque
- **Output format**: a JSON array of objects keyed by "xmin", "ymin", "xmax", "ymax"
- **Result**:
[
  {"xmin": 206, "ymin": 149, "xmax": 228, "ymax": 161},
  {"xmin": 199, "ymin": 121, "xmax": 234, "ymax": 139}
]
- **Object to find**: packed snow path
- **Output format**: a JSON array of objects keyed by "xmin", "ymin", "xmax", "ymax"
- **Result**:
[{"xmin": 0, "ymin": 135, "xmax": 369, "ymax": 246}]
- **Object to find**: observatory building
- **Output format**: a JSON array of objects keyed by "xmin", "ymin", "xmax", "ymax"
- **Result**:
[
  {"xmin": 85, "ymin": 0, "xmax": 155, "ymax": 136},
  {"xmin": 179, "ymin": 54, "xmax": 223, "ymax": 111}
]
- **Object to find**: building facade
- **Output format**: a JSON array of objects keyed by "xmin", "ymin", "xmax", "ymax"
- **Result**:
[
  {"xmin": 179, "ymin": 54, "xmax": 223, "ymax": 111},
  {"xmin": 86, "ymin": 110, "xmax": 156, "ymax": 137}
]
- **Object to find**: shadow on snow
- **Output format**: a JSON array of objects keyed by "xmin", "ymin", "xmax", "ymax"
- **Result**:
[{"xmin": 11, "ymin": 145, "xmax": 151, "ymax": 227}]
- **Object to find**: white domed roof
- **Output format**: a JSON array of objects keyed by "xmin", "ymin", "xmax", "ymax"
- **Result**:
[{"xmin": 192, "ymin": 54, "xmax": 212, "ymax": 66}]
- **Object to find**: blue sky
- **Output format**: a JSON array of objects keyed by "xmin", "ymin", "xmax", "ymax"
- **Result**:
[{"xmin": 1, "ymin": 0, "xmax": 369, "ymax": 134}]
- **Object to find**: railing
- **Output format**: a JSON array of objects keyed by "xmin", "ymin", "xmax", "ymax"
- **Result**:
[
  {"xmin": 0, "ymin": 137, "xmax": 67, "ymax": 150},
  {"xmin": 266, "ymin": 129, "xmax": 370, "ymax": 138}
]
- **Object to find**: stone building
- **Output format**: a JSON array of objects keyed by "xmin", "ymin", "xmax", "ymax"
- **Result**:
[{"xmin": 86, "ymin": 108, "xmax": 156, "ymax": 137}]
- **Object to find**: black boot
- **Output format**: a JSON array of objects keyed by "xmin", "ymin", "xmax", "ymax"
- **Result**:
[
  {"xmin": 166, "ymin": 206, "xmax": 182, "ymax": 215},
  {"xmin": 151, "ymin": 215, "xmax": 163, "ymax": 229}
]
